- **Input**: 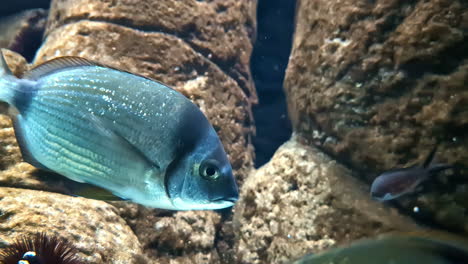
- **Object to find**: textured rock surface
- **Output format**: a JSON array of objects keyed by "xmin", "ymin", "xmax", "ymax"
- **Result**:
[
  {"xmin": 234, "ymin": 136, "xmax": 420, "ymax": 264},
  {"xmin": 112, "ymin": 202, "xmax": 224, "ymax": 263},
  {"xmin": 284, "ymin": 0, "xmax": 468, "ymax": 231},
  {"xmin": 0, "ymin": 187, "xmax": 145, "ymax": 264}
]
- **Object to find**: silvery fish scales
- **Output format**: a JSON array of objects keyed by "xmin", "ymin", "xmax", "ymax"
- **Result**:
[{"xmin": 0, "ymin": 52, "xmax": 238, "ymax": 210}]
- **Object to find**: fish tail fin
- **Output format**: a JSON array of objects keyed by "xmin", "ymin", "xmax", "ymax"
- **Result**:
[
  {"xmin": 428, "ymin": 163, "xmax": 452, "ymax": 175},
  {"xmin": 0, "ymin": 49, "xmax": 20, "ymax": 105}
]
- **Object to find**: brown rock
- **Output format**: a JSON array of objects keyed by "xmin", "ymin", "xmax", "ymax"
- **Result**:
[
  {"xmin": 0, "ymin": 187, "xmax": 145, "ymax": 264},
  {"xmin": 45, "ymin": 0, "xmax": 257, "ymax": 102},
  {"xmin": 234, "ymin": 136, "xmax": 419, "ymax": 264},
  {"xmin": 284, "ymin": 0, "xmax": 468, "ymax": 230},
  {"xmin": 2, "ymin": 49, "xmax": 30, "ymax": 76},
  {"xmin": 0, "ymin": 117, "xmax": 21, "ymax": 171}
]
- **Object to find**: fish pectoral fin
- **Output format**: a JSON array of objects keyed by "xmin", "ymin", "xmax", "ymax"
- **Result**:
[{"xmin": 84, "ymin": 111, "xmax": 160, "ymax": 170}]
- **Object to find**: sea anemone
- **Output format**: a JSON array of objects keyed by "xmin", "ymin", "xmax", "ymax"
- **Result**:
[{"xmin": 0, "ymin": 233, "xmax": 83, "ymax": 264}]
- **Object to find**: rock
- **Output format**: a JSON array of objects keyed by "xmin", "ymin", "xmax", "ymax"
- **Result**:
[
  {"xmin": 0, "ymin": 187, "xmax": 145, "ymax": 264},
  {"xmin": 2, "ymin": 49, "xmax": 30, "ymax": 78},
  {"xmin": 111, "ymin": 202, "xmax": 223, "ymax": 263},
  {"xmin": 234, "ymin": 136, "xmax": 420, "ymax": 264},
  {"xmin": 284, "ymin": 0, "xmax": 468, "ymax": 231},
  {"xmin": 36, "ymin": 19, "xmax": 254, "ymax": 184},
  {"xmin": 0, "ymin": 9, "xmax": 47, "ymax": 61},
  {"xmin": 45, "ymin": 0, "xmax": 257, "ymax": 102}
]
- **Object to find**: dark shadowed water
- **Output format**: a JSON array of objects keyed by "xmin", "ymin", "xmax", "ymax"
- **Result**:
[{"xmin": 251, "ymin": 0, "xmax": 295, "ymax": 167}]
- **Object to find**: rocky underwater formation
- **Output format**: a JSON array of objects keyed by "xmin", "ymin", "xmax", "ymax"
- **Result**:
[{"xmin": 0, "ymin": 0, "xmax": 467, "ymax": 263}]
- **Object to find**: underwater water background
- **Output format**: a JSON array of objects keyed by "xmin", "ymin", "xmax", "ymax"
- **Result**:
[
  {"xmin": 251, "ymin": 0, "xmax": 294, "ymax": 167},
  {"xmin": 0, "ymin": 0, "xmax": 467, "ymax": 264}
]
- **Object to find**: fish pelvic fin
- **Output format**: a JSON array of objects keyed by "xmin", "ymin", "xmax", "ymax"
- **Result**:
[
  {"xmin": 428, "ymin": 163, "xmax": 453, "ymax": 175},
  {"xmin": 68, "ymin": 182, "xmax": 127, "ymax": 201}
]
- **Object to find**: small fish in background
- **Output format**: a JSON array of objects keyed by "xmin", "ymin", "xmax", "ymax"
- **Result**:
[
  {"xmin": 0, "ymin": 49, "xmax": 238, "ymax": 210},
  {"xmin": 370, "ymin": 145, "xmax": 452, "ymax": 201},
  {"xmin": 0, "ymin": 233, "xmax": 82, "ymax": 264}
]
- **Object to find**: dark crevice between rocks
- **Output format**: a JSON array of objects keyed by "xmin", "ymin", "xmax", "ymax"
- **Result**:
[
  {"xmin": 214, "ymin": 210, "xmax": 237, "ymax": 263},
  {"xmin": 10, "ymin": 24, "xmax": 45, "ymax": 63},
  {"xmin": 47, "ymin": 16, "xmax": 255, "ymax": 102},
  {"xmin": 400, "ymin": 36, "xmax": 468, "ymax": 79},
  {"xmin": 250, "ymin": 0, "xmax": 295, "ymax": 167},
  {"xmin": 0, "ymin": 9, "xmax": 48, "ymax": 63}
]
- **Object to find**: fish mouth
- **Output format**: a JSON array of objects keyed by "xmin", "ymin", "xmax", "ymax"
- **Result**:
[{"xmin": 172, "ymin": 197, "xmax": 237, "ymax": 210}]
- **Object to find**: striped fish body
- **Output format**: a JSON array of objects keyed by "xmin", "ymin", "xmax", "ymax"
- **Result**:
[{"xmin": 0, "ymin": 53, "xmax": 238, "ymax": 210}]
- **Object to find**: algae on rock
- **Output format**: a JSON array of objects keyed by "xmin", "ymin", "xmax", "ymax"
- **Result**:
[{"xmin": 284, "ymin": 0, "xmax": 468, "ymax": 233}]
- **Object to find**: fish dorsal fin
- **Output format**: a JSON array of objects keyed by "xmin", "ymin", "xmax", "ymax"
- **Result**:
[
  {"xmin": 26, "ymin": 56, "xmax": 176, "ymax": 91},
  {"xmin": 24, "ymin": 56, "xmax": 102, "ymax": 80},
  {"xmin": 423, "ymin": 145, "xmax": 438, "ymax": 169}
]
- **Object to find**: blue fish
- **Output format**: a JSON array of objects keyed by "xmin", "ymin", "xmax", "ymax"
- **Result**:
[
  {"xmin": 0, "ymin": 51, "xmax": 238, "ymax": 210},
  {"xmin": 370, "ymin": 145, "xmax": 451, "ymax": 201}
]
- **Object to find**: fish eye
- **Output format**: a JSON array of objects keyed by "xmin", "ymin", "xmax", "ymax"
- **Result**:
[{"xmin": 199, "ymin": 159, "xmax": 221, "ymax": 181}]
